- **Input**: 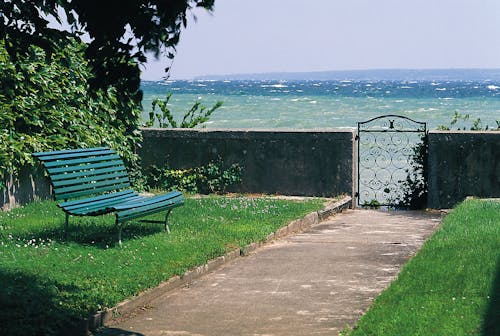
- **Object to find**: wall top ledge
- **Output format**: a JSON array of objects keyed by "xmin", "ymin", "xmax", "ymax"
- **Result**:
[
  {"xmin": 428, "ymin": 130, "xmax": 500, "ymax": 135},
  {"xmin": 141, "ymin": 127, "xmax": 355, "ymax": 134}
]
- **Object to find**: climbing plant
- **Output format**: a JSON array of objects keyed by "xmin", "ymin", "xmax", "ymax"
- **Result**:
[
  {"xmin": 0, "ymin": 38, "xmax": 141, "ymax": 188},
  {"xmin": 0, "ymin": 1, "xmax": 215, "ymax": 189},
  {"xmin": 392, "ymin": 135, "xmax": 428, "ymax": 209}
]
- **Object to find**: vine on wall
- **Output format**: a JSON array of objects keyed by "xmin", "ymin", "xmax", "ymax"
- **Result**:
[
  {"xmin": 392, "ymin": 136, "xmax": 428, "ymax": 209},
  {"xmin": 0, "ymin": 38, "xmax": 142, "ymax": 189}
]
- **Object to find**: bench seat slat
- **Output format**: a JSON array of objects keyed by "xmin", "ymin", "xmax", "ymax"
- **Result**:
[
  {"xmin": 51, "ymin": 166, "xmax": 128, "ymax": 182},
  {"xmin": 33, "ymin": 149, "xmax": 115, "ymax": 162},
  {"xmin": 55, "ymin": 182, "xmax": 131, "ymax": 200},
  {"xmin": 113, "ymin": 191, "xmax": 183, "ymax": 210},
  {"xmin": 58, "ymin": 189, "xmax": 136, "ymax": 208},
  {"xmin": 117, "ymin": 202, "xmax": 184, "ymax": 223},
  {"xmin": 47, "ymin": 160, "xmax": 124, "ymax": 175},
  {"xmin": 33, "ymin": 147, "xmax": 109, "ymax": 158},
  {"xmin": 52, "ymin": 171, "xmax": 129, "ymax": 188},
  {"xmin": 117, "ymin": 197, "xmax": 185, "ymax": 223},
  {"xmin": 67, "ymin": 195, "xmax": 144, "ymax": 216},
  {"xmin": 62, "ymin": 193, "xmax": 141, "ymax": 211},
  {"xmin": 54, "ymin": 177, "xmax": 130, "ymax": 195},
  {"xmin": 43, "ymin": 154, "xmax": 121, "ymax": 168},
  {"xmin": 63, "ymin": 197, "xmax": 143, "ymax": 214},
  {"xmin": 63, "ymin": 193, "xmax": 181, "ymax": 216},
  {"xmin": 117, "ymin": 195, "xmax": 184, "ymax": 217}
]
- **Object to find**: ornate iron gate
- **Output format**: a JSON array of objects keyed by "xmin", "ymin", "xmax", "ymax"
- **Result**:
[{"xmin": 356, "ymin": 115, "xmax": 427, "ymax": 207}]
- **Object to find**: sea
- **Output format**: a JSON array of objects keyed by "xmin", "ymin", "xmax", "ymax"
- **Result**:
[{"xmin": 141, "ymin": 74, "xmax": 500, "ymax": 130}]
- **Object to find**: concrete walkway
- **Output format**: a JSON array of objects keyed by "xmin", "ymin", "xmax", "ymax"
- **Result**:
[{"xmin": 96, "ymin": 209, "xmax": 442, "ymax": 336}]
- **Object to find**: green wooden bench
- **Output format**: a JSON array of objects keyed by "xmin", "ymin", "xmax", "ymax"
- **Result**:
[{"xmin": 33, "ymin": 147, "xmax": 184, "ymax": 246}]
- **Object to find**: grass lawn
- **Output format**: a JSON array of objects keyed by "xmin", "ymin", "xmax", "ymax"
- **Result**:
[
  {"xmin": 342, "ymin": 199, "xmax": 500, "ymax": 336},
  {"xmin": 0, "ymin": 195, "xmax": 325, "ymax": 335}
]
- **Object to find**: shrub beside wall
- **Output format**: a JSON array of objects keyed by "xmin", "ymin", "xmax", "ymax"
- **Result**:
[{"xmin": 140, "ymin": 128, "xmax": 356, "ymax": 198}]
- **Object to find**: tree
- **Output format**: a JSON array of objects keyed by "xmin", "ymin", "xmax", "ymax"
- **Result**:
[
  {"xmin": 0, "ymin": 0, "xmax": 215, "ymax": 184},
  {"xmin": 1, "ymin": 1, "xmax": 215, "ymax": 85},
  {"xmin": 1, "ymin": 0, "xmax": 215, "ymax": 112}
]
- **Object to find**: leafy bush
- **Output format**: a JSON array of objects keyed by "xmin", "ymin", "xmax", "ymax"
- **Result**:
[
  {"xmin": 437, "ymin": 112, "xmax": 500, "ymax": 131},
  {"xmin": 199, "ymin": 160, "xmax": 243, "ymax": 194},
  {"xmin": 145, "ymin": 159, "xmax": 243, "ymax": 194},
  {"xmin": 393, "ymin": 138, "xmax": 428, "ymax": 209},
  {"xmin": 0, "ymin": 37, "xmax": 142, "ymax": 188},
  {"xmin": 143, "ymin": 93, "xmax": 223, "ymax": 128}
]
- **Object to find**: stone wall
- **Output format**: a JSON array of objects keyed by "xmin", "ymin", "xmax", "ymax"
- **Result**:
[
  {"xmin": 427, "ymin": 131, "xmax": 500, "ymax": 209},
  {"xmin": 1, "ymin": 167, "xmax": 51, "ymax": 210},
  {"xmin": 140, "ymin": 128, "xmax": 356, "ymax": 198},
  {"xmin": 3, "ymin": 129, "xmax": 500, "ymax": 211}
]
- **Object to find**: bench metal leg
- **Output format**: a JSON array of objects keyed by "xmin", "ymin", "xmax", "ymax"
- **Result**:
[
  {"xmin": 138, "ymin": 211, "xmax": 172, "ymax": 234},
  {"xmin": 118, "ymin": 225, "xmax": 123, "ymax": 247},
  {"xmin": 165, "ymin": 209, "xmax": 172, "ymax": 234},
  {"xmin": 116, "ymin": 217, "xmax": 123, "ymax": 247},
  {"xmin": 64, "ymin": 213, "xmax": 69, "ymax": 239}
]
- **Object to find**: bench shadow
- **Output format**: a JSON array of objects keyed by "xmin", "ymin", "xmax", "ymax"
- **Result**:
[
  {"xmin": 482, "ymin": 256, "xmax": 500, "ymax": 335},
  {"xmin": 0, "ymin": 268, "xmax": 87, "ymax": 336},
  {"xmin": 94, "ymin": 327, "xmax": 145, "ymax": 336},
  {"xmin": 14, "ymin": 219, "xmax": 169, "ymax": 249}
]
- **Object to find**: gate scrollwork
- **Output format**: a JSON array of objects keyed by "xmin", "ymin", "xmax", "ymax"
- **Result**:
[{"xmin": 357, "ymin": 115, "xmax": 427, "ymax": 207}]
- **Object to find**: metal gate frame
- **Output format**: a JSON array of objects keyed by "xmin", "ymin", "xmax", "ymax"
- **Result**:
[{"xmin": 356, "ymin": 115, "xmax": 427, "ymax": 207}]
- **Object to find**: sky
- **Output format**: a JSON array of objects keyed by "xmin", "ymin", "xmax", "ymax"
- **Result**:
[{"xmin": 140, "ymin": 0, "xmax": 500, "ymax": 80}]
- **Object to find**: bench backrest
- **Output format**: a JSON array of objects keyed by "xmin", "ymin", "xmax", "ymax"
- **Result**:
[{"xmin": 33, "ymin": 147, "xmax": 131, "ymax": 201}]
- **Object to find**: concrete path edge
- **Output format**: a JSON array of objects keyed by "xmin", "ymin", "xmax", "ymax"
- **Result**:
[{"xmin": 79, "ymin": 195, "xmax": 353, "ymax": 334}]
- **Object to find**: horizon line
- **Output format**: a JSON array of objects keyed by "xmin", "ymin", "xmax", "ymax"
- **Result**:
[{"xmin": 142, "ymin": 67, "xmax": 500, "ymax": 82}]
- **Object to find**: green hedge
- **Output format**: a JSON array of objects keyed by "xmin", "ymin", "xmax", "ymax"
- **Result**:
[{"xmin": 0, "ymin": 37, "xmax": 142, "ymax": 189}]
